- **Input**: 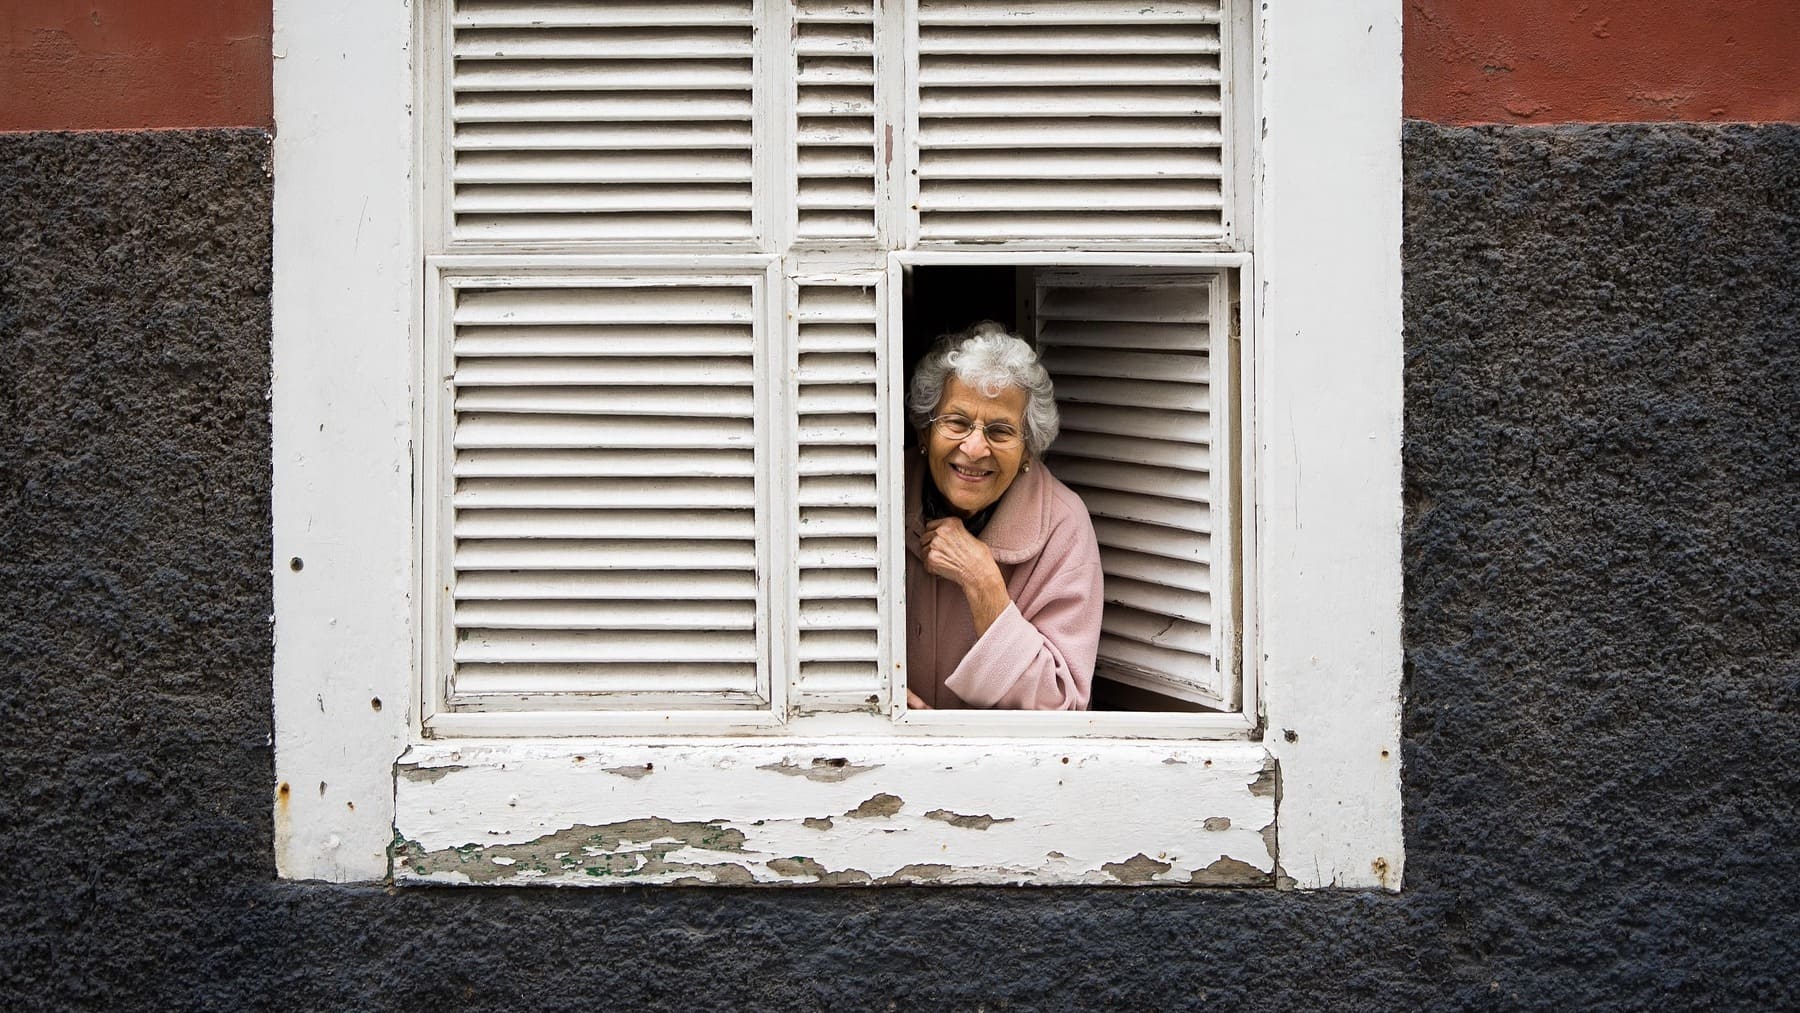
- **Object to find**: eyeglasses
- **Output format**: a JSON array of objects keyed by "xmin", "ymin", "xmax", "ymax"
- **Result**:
[{"xmin": 928, "ymin": 414, "xmax": 1024, "ymax": 449}]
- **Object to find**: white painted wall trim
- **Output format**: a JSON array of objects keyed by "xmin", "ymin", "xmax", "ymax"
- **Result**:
[
  {"xmin": 1254, "ymin": 1, "xmax": 1406, "ymax": 889},
  {"xmin": 271, "ymin": 0, "xmax": 418, "ymax": 881}
]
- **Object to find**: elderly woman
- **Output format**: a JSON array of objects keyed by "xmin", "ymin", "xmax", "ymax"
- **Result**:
[{"xmin": 905, "ymin": 322, "xmax": 1103, "ymax": 710}]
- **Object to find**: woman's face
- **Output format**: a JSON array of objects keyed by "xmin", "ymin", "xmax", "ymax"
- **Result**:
[{"xmin": 925, "ymin": 376, "xmax": 1030, "ymax": 517}]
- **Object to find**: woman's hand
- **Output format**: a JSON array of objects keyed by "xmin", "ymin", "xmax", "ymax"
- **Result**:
[
  {"xmin": 920, "ymin": 517, "xmax": 1011, "ymax": 634},
  {"xmin": 906, "ymin": 689, "xmax": 931, "ymax": 710}
]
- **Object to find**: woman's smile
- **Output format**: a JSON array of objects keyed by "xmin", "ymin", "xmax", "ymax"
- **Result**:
[{"xmin": 926, "ymin": 376, "xmax": 1029, "ymax": 516}]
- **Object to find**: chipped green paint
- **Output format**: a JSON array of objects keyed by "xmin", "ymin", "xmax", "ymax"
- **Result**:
[{"xmin": 394, "ymin": 817, "xmax": 750, "ymax": 884}]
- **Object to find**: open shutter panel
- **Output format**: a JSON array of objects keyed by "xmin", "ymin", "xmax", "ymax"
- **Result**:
[
  {"xmin": 911, "ymin": 0, "xmax": 1226, "ymax": 243},
  {"xmin": 446, "ymin": 277, "xmax": 769, "ymax": 709},
  {"xmin": 448, "ymin": 0, "xmax": 759, "ymax": 243},
  {"xmin": 1035, "ymin": 267, "xmax": 1233, "ymax": 707},
  {"xmin": 794, "ymin": 0, "xmax": 880, "ymax": 241},
  {"xmin": 791, "ymin": 278, "xmax": 888, "ymax": 712}
]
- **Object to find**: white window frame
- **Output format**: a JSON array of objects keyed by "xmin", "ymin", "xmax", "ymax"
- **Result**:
[{"xmin": 272, "ymin": 0, "xmax": 1403, "ymax": 889}]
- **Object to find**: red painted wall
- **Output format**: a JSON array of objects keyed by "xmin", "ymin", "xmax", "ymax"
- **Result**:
[
  {"xmin": 0, "ymin": 1, "xmax": 270, "ymax": 132},
  {"xmin": 2, "ymin": 2, "xmax": 1795, "ymax": 132},
  {"xmin": 1407, "ymin": 1, "xmax": 1800, "ymax": 124}
]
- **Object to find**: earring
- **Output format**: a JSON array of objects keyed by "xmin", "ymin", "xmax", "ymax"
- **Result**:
[{"xmin": 1022, "ymin": 459, "xmax": 1032, "ymax": 473}]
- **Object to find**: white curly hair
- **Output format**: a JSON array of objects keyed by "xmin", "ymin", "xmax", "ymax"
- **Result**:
[{"xmin": 906, "ymin": 321, "xmax": 1060, "ymax": 456}]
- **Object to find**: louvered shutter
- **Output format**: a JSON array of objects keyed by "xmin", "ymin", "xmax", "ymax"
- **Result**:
[
  {"xmin": 789, "ymin": 277, "xmax": 890, "ymax": 711},
  {"xmin": 1035, "ymin": 267, "xmax": 1234, "ymax": 707},
  {"xmin": 794, "ymin": 0, "xmax": 881, "ymax": 241},
  {"xmin": 446, "ymin": 0, "xmax": 760, "ymax": 243},
  {"xmin": 910, "ymin": 0, "xmax": 1227, "ymax": 243},
  {"xmin": 440, "ymin": 276, "xmax": 770, "ymax": 710}
]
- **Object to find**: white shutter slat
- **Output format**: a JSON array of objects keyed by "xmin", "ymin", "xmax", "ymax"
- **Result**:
[
  {"xmin": 1061, "ymin": 484, "xmax": 1207, "ymax": 531},
  {"xmin": 918, "ymin": 148, "xmax": 1220, "ymax": 181},
  {"xmin": 454, "ymin": 447, "xmax": 755, "ymax": 477},
  {"xmin": 1102, "ymin": 574, "xmax": 1210, "ymax": 620},
  {"xmin": 919, "ymin": 181, "xmax": 1222, "ymax": 213},
  {"xmin": 455, "ymin": 29, "xmax": 753, "ymax": 61},
  {"xmin": 455, "ymin": 569, "xmax": 758, "ymax": 601},
  {"xmin": 455, "ymin": 538, "xmax": 758, "ymax": 570},
  {"xmin": 456, "ymin": 386, "xmax": 757, "ymax": 416},
  {"xmin": 454, "ymin": 285, "xmax": 753, "ymax": 324},
  {"xmin": 918, "ymin": 214, "xmax": 1212, "ymax": 241},
  {"xmin": 799, "ymin": 567, "xmax": 878, "ymax": 598},
  {"xmin": 454, "ymin": 476, "xmax": 755, "ymax": 509},
  {"xmin": 913, "ymin": 2, "xmax": 1226, "ymax": 242},
  {"xmin": 1055, "ymin": 376, "xmax": 1207, "ymax": 412},
  {"xmin": 797, "ymin": 508, "xmax": 878, "ymax": 538},
  {"xmin": 456, "ymin": 598, "xmax": 757, "ymax": 630},
  {"xmin": 918, "ymin": 118, "xmax": 1222, "ymax": 150},
  {"xmin": 455, "ymin": 356, "xmax": 753, "ymax": 386},
  {"xmin": 1039, "ymin": 348, "xmax": 1208, "ymax": 382},
  {"xmin": 454, "ymin": 413, "xmax": 754, "ymax": 449},
  {"xmin": 454, "ymin": 91, "xmax": 754, "ymax": 123},
  {"xmin": 454, "ymin": 185, "xmax": 752, "ymax": 215},
  {"xmin": 455, "ymin": 60, "xmax": 755, "ymax": 92},
  {"xmin": 454, "ymin": 665, "xmax": 760, "ymax": 696},
  {"xmin": 797, "ymin": 413, "xmax": 878, "ymax": 444},
  {"xmin": 454, "ymin": 151, "xmax": 751, "ymax": 186},
  {"xmin": 1089, "ymin": 517, "xmax": 1208, "ymax": 562},
  {"xmin": 448, "ymin": 1, "xmax": 758, "ymax": 243},
  {"xmin": 917, "ymin": 0, "xmax": 1221, "ymax": 24},
  {"xmin": 798, "ymin": 445, "xmax": 877, "ymax": 474},
  {"xmin": 1054, "ymin": 457, "xmax": 1207, "ymax": 501},
  {"xmin": 1039, "ymin": 267, "xmax": 1229, "ymax": 705},
  {"xmin": 454, "ymin": 121, "xmax": 753, "ymax": 151},
  {"xmin": 454, "ymin": 508, "xmax": 755, "ymax": 540},
  {"xmin": 457, "ymin": 629, "xmax": 759, "ymax": 664},
  {"xmin": 798, "ymin": 598, "xmax": 880, "ymax": 629},
  {"xmin": 443, "ymin": 276, "xmax": 766, "ymax": 708},
  {"xmin": 792, "ymin": 279, "xmax": 887, "ymax": 712},
  {"xmin": 455, "ymin": 1, "xmax": 756, "ymax": 29},
  {"xmin": 919, "ymin": 55, "xmax": 1219, "ymax": 88},
  {"xmin": 455, "ymin": 324, "xmax": 754, "ymax": 357},
  {"xmin": 1052, "ymin": 431, "xmax": 1207, "ymax": 471}
]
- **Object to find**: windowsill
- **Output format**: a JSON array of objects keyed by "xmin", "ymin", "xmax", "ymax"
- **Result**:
[{"xmin": 393, "ymin": 738, "xmax": 1278, "ymax": 887}]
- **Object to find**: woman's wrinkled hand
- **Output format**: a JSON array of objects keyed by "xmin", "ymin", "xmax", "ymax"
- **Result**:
[
  {"xmin": 920, "ymin": 517, "xmax": 999, "ymax": 590},
  {"xmin": 920, "ymin": 517, "xmax": 1012, "ymax": 635}
]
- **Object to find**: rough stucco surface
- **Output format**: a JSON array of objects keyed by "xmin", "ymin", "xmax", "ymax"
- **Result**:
[{"xmin": 0, "ymin": 125, "xmax": 1796, "ymax": 1009}]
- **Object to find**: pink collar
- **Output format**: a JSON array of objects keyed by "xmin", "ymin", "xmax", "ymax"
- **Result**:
[{"xmin": 906, "ymin": 456, "xmax": 1054, "ymax": 565}]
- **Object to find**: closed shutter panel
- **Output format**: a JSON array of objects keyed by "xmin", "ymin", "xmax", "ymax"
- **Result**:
[
  {"xmin": 791, "ymin": 278, "xmax": 887, "ymax": 711},
  {"xmin": 447, "ymin": 0, "xmax": 759, "ymax": 243},
  {"xmin": 795, "ymin": 0, "xmax": 880, "ymax": 241},
  {"xmin": 443, "ymin": 276, "xmax": 769, "ymax": 709},
  {"xmin": 1034, "ymin": 267, "xmax": 1232, "ymax": 707},
  {"xmin": 911, "ymin": 0, "xmax": 1226, "ymax": 243}
]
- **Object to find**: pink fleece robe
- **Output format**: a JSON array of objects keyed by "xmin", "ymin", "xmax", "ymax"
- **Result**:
[{"xmin": 905, "ymin": 457, "xmax": 1104, "ymax": 709}]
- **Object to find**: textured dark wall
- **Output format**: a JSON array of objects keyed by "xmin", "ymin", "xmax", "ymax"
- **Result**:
[{"xmin": 1, "ymin": 125, "xmax": 1796, "ymax": 1010}]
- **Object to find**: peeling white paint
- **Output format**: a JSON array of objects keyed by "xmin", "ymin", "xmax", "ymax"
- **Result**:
[{"xmin": 395, "ymin": 741, "xmax": 1275, "ymax": 886}]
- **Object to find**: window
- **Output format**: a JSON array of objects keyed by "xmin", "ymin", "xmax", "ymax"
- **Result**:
[{"xmin": 273, "ymin": 0, "xmax": 1404, "ymax": 888}]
